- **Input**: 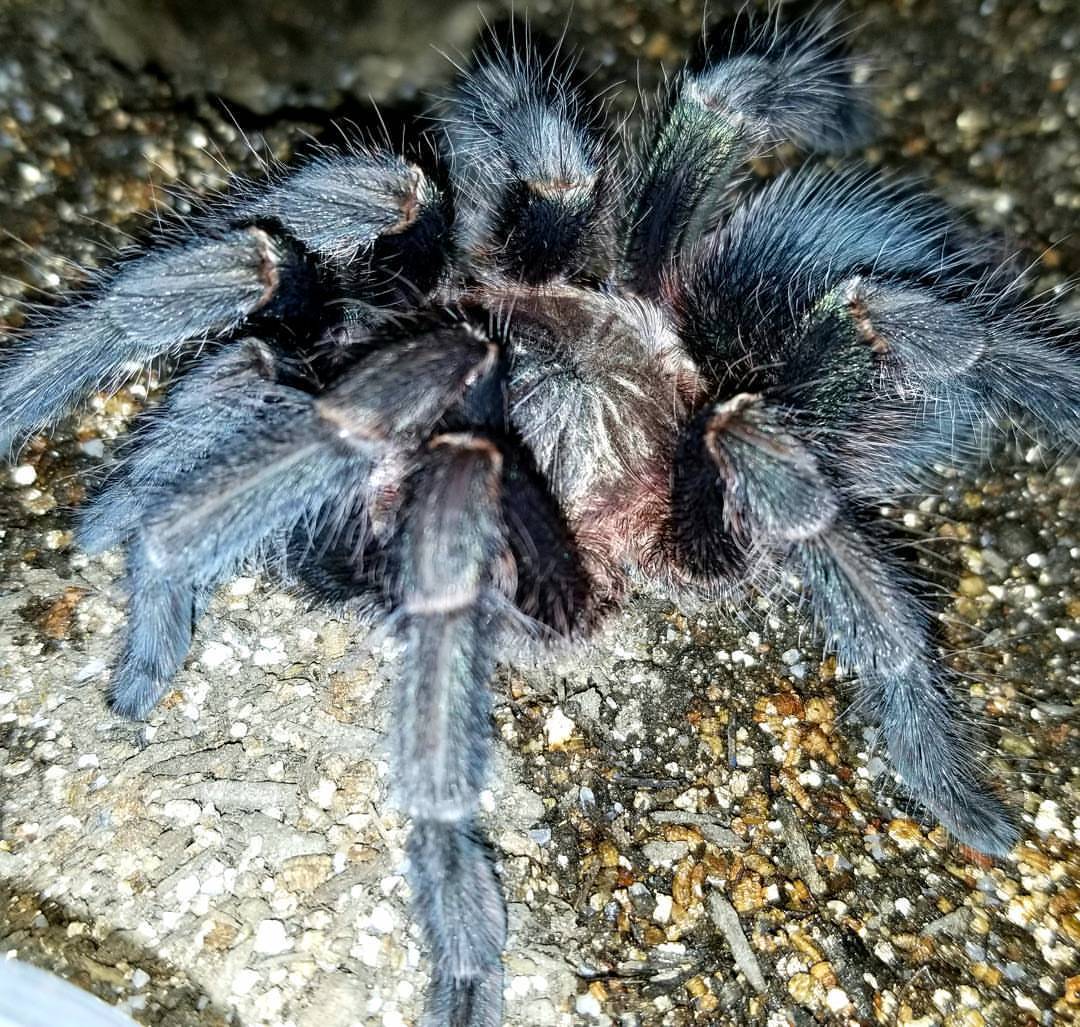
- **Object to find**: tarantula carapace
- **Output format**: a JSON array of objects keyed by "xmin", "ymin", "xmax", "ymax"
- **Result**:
[{"xmin": 1, "ymin": 8, "xmax": 1078, "ymax": 1026}]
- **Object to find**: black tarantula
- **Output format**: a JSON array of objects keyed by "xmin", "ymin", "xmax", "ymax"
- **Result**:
[{"xmin": 1, "ymin": 7, "xmax": 1078, "ymax": 1026}]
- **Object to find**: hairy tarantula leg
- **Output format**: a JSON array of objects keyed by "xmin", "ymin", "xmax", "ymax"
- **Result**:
[
  {"xmin": 669, "ymin": 165, "xmax": 1006, "ymax": 393},
  {"xmin": 78, "ymin": 338, "xmax": 296, "ymax": 554},
  {"xmin": 108, "ymin": 325, "xmax": 498, "ymax": 719},
  {"xmin": 137, "ymin": 326, "xmax": 497, "ymax": 589},
  {"xmin": 976, "ymin": 314, "xmax": 1080, "ymax": 449},
  {"xmin": 408, "ymin": 822, "xmax": 505, "ymax": 1027},
  {"xmin": 393, "ymin": 433, "xmax": 510, "ymax": 1027},
  {"xmin": 691, "ymin": 395, "xmax": 1017, "ymax": 855},
  {"xmin": 778, "ymin": 276, "xmax": 1080, "ymax": 493},
  {"xmin": 625, "ymin": 8, "xmax": 871, "ymax": 295},
  {"xmin": 440, "ymin": 40, "xmax": 615, "ymax": 283},
  {"xmin": 109, "ymin": 424, "xmax": 366, "ymax": 719},
  {"xmin": 795, "ymin": 531, "xmax": 1018, "ymax": 856},
  {"xmin": 824, "ymin": 274, "xmax": 1080, "ymax": 441},
  {"xmin": 0, "ymin": 150, "xmax": 445, "ymax": 457},
  {"xmin": 109, "ymin": 536, "xmax": 214, "ymax": 720},
  {"xmin": 0, "ymin": 227, "xmax": 292, "ymax": 457}
]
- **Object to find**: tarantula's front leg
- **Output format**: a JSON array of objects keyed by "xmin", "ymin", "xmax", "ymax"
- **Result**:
[
  {"xmin": 675, "ymin": 396, "xmax": 1017, "ymax": 855},
  {"xmin": 625, "ymin": 9, "xmax": 871, "ymax": 295},
  {"xmin": 392, "ymin": 433, "xmax": 512, "ymax": 1027},
  {"xmin": 0, "ymin": 150, "xmax": 445, "ymax": 456},
  {"xmin": 78, "ymin": 337, "xmax": 295, "ymax": 554},
  {"xmin": 107, "ymin": 324, "xmax": 497, "ymax": 718}
]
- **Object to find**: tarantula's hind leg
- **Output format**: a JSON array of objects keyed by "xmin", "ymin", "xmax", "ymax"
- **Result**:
[
  {"xmin": 408, "ymin": 822, "xmax": 505, "ymax": 1027},
  {"xmin": 976, "ymin": 310, "xmax": 1080, "ymax": 450},
  {"xmin": 108, "ymin": 423, "xmax": 367, "ymax": 719},
  {"xmin": 683, "ymin": 396, "xmax": 1017, "ymax": 855},
  {"xmin": 393, "ymin": 426, "xmax": 596, "ymax": 1024},
  {"xmin": 392, "ymin": 433, "xmax": 511, "ymax": 1027},
  {"xmin": 0, "ymin": 149, "xmax": 446, "ymax": 457},
  {"xmin": 108, "ymin": 538, "xmax": 214, "ymax": 720},
  {"xmin": 625, "ymin": 7, "xmax": 872, "ymax": 294},
  {"xmin": 778, "ymin": 274, "xmax": 1080, "ymax": 491}
]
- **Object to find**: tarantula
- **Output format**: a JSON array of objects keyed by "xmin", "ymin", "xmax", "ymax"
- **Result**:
[{"xmin": 1, "ymin": 8, "xmax": 1078, "ymax": 1025}]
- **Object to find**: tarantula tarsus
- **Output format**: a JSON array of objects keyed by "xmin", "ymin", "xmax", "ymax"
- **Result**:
[{"xmin": 1, "ymin": 8, "xmax": 1078, "ymax": 1026}]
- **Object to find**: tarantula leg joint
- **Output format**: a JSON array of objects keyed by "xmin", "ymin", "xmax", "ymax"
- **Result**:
[
  {"xmin": 428, "ymin": 431, "xmax": 505, "ymax": 463},
  {"xmin": 386, "ymin": 165, "xmax": 433, "ymax": 235},
  {"xmin": 243, "ymin": 225, "xmax": 284, "ymax": 308}
]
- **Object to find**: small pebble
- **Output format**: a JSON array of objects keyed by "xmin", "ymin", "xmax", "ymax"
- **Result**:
[
  {"xmin": 825, "ymin": 987, "xmax": 849, "ymax": 1012},
  {"xmin": 232, "ymin": 969, "xmax": 259, "ymax": 996},
  {"xmin": 309, "ymin": 778, "xmax": 336, "ymax": 809},
  {"xmin": 368, "ymin": 902, "xmax": 396, "ymax": 935},
  {"xmin": 253, "ymin": 919, "xmax": 291, "ymax": 955},
  {"xmin": 575, "ymin": 993, "xmax": 602, "ymax": 1018},
  {"xmin": 230, "ymin": 577, "xmax": 256, "ymax": 596},
  {"xmin": 654, "ymin": 894, "xmax": 673, "ymax": 925},
  {"xmin": 544, "ymin": 707, "xmax": 576, "ymax": 747}
]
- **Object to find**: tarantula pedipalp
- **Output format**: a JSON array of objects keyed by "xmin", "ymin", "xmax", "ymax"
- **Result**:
[{"xmin": 1, "ymin": 8, "xmax": 1078, "ymax": 1026}]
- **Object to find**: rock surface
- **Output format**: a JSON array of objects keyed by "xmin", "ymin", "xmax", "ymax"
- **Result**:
[{"xmin": 0, "ymin": 2, "xmax": 1078, "ymax": 1025}]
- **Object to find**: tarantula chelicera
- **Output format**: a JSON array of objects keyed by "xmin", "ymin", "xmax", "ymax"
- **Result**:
[{"xmin": 1, "ymin": 7, "xmax": 1078, "ymax": 1026}]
